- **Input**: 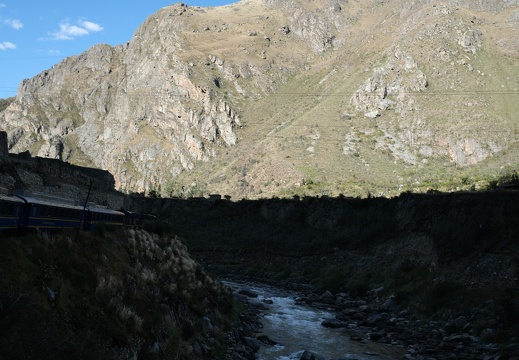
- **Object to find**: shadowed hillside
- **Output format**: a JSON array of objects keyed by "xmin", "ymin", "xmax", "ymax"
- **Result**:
[
  {"xmin": 0, "ymin": 228, "xmax": 243, "ymax": 359},
  {"xmin": 131, "ymin": 189, "xmax": 519, "ymax": 356}
]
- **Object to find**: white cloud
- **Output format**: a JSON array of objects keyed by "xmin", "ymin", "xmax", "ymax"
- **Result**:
[
  {"xmin": 47, "ymin": 19, "xmax": 103, "ymax": 41},
  {"xmin": 79, "ymin": 20, "xmax": 103, "ymax": 32},
  {"xmin": 0, "ymin": 41, "xmax": 16, "ymax": 50},
  {"xmin": 4, "ymin": 18, "xmax": 23, "ymax": 30},
  {"xmin": 0, "ymin": 4, "xmax": 5, "ymax": 8}
]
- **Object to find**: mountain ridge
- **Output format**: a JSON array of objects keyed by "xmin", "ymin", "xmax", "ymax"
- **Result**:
[{"xmin": 1, "ymin": 0, "xmax": 518, "ymax": 199}]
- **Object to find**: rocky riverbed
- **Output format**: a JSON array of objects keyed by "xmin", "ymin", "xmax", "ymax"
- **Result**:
[{"xmin": 222, "ymin": 276, "xmax": 518, "ymax": 360}]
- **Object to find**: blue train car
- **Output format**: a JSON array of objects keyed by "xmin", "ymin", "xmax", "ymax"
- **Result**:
[
  {"xmin": 123, "ymin": 210, "xmax": 143, "ymax": 227},
  {"xmin": 0, "ymin": 194, "xmax": 25, "ymax": 231},
  {"xmin": 123, "ymin": 211, "xmax": 156, "ymax": 227},
  {"xmin": 84, "ymin": 206, "xmax": 125, "ymax": 230},
  {"xmin": 15, "ymin": 194, "xmax": 85, "ymax": 229}
]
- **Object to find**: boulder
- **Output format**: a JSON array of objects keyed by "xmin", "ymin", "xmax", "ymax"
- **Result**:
[
  {"xmin": 318, "ymin": 290, "xmax": 335, "ymax": 304},
  {"xmin": 242, "ymin": 336, "xmax": 261, "ymax": 352},
  {"xmin": 238, "ymin": 289, "xmax": 259, "ymax": 298},
  {"xmin": 321, "ymin": 318, "xmax": 346, "ymax": 328}
]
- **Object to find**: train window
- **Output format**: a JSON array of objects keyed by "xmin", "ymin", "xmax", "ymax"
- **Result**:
[{"xmin": 0, "ymin": 203, "xmax": 4, "ymax": 214}]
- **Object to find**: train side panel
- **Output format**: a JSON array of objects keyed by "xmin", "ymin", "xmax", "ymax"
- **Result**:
[
  {"xmin": 84, "ymin": 207, "xmax": 125, "ymax": 230},
  {"xmin": 0, "ymin": 195, "xmax": 25, "ymax": 231},
  {"xmin": 16, "ymin": 195, "xmax": 85, "ymax": 229},
  {"xmin": 123, "ymin": 211, "xmax": 156, "ymax": 227},
  {"xmin": 123, "ymin": 210, "xmax": 142, "ymax": 227},
  {"xmin": 2, "ymin": 192, "xmax": 154, "ymax": 232}
]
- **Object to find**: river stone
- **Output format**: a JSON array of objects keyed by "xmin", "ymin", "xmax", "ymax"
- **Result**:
[
  {"xmin": 257, "ymin": 334, "xmax": 278, "ymax": 345},
  {"xmin": 238, "ymin": 289, "xmax": 259, "ymax": 298},
  {"xmin": 380, "ymin": 296, "xmax": 398, "ymax": 312},
  {"xmin": 350, "ymin": 332, "xmax": 364, "ymax": 341},
  {"xmin": 366, "ymin": 313, "xmax": 390, "ymax": 325},
  {"xmin": 300, "ymin": 350, "xmax": 327, "ymax": 360},
  {"xmin": 339, "ymin": 307, "xmax": 357, "ymax": 317},
  {"xmin": 369, "ymin": 328, "xmax": 387, "ymax": 341},
  {"xmin": 321, "ymin": 318, "xmax": 346, "ymax": 328},
  {"xmin": 242, "ymin": 336, "xmax": 261, "ymax": 352},
  {"xmin": 445, "ymin": 315, "xmax": 468, "ymax": 334},
  {"xmin": 300, "ymin": 350, "xmax": 317, "ymax": 360},
  {"xmin": 370, "ymin": 332, "xmax": 383, "ymax": 341},
  {"xmin": 234, "ymin": 344, "xmax": 254, "ymax": 360},
  {"xmin": 318, "ymin": 290, "xmax": 335, "ymax": 304}
]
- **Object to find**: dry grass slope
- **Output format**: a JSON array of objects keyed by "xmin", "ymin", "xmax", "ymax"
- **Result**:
[{"xmin": 1, "ymin": 0, "xmax": 518, "ymax": 199}]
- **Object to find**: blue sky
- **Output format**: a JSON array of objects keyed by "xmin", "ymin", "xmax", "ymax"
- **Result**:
[{"xmin": 0, "ymin": 1, "xmax": 237, "ymax": 98}]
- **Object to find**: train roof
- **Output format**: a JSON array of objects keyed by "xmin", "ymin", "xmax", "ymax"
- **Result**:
[
  {"xmin": 87, "ymin": 206, "xmax": 124, "ymax": 215},
  {"xmin": 14, "ymin": 195, "xmax": 86, "ymax": 211},
  {"xmin": 0, "ymin": 194, "xmax": 25, "ymax": 203}
]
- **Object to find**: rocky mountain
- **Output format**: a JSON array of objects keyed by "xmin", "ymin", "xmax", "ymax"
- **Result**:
[{"xmin": 1, "ymin": 0, "xmax": 519, "ymax": 199}]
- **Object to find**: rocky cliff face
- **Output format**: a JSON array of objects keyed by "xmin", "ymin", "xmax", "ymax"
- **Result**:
[
  {"xmin": 1, "ymin": 0, "xmax": 518, "ymax": 198},
  {"xmin": 2, "ymin": 3, "xmax": 249, "ymax": 193}
]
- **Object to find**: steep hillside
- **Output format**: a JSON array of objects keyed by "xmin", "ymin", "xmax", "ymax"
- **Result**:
[
  {"xmin": 0, "ymin": 228, "xmax": 245, "ymax": 359},
  {"xmin": 1, "ymin": 0, "xmax": 519, "ymax": 199}
]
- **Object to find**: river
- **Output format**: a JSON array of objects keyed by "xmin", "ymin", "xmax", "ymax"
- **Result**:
[{"xmin": 223, "ymin": 281, "xmax": 405, "ymax": 360}]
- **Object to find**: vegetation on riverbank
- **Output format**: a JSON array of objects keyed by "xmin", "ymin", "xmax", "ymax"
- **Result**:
[{"xmin": 0, "ymin": 227, "xmax": 238, "ymax": 359}]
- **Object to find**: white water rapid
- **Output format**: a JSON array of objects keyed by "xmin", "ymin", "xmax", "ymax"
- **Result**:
[{"xmin": 224, "ymin": 281, "xmax": 404, "ymax": 360}]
